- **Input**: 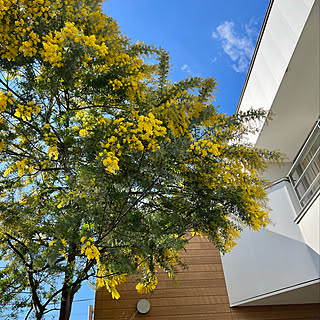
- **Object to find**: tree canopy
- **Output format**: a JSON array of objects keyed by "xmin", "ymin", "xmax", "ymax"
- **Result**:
[{"xmin": 0, "ymin": 0, "xmax": 280, "ymax": 319}]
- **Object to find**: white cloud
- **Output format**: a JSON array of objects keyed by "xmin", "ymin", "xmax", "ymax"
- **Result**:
[
  {"xmin": 181, "ymin": 64, "xmax": 201, "ymax": 77},
  {"xmin": 211, "ymin": 31, "xmax": 218, "ymax": 39},
  {"xmin": 181, "ymin": 64, "xmax": 192, "ymax": 74},
  {"xmin": 245, "ymin": 18, "xmax": 260, "ymax": 38},
  {"xmin": 212, "ymin": 20, "xmax": 258, "ymax": 73}
]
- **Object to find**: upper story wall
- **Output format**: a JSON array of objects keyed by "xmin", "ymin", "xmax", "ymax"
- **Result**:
[
  {"xmin": 254, "ymin": 0, "xmax": 319, "ymax": 165},
  {"xmin": 237, "ymin": 0, "xmax": 317, "ymax": 155}
]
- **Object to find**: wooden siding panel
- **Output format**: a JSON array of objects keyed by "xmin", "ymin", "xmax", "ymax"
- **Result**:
[
  {"xmin": 116, "ymin": 278, "xmax": 227, "ymax": 290},
  {"xmin": 96, "ymin": 287, "xmax": 228, "ymax": 299}
]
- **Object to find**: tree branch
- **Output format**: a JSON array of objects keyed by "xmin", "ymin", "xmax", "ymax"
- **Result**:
[
  {"xmin": 24, "ymin": 306, "xmax": 33, "ymax": 320},
  {"xmin": 5, "ymin": 235, "xmax": 31, "ymax": 269}
]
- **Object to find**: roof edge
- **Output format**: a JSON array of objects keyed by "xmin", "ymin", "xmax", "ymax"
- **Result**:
[{"xmin": 235, "ymin": 0, "xmax": 275, "ymax": 114}]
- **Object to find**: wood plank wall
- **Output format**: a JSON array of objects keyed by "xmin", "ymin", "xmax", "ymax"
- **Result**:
[{"xmin": 94, "ymin": 236, "xmax": 320, "ymax": 320}]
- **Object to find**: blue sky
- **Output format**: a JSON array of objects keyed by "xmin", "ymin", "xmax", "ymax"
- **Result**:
[
  {"xmin": 103, "ymin": 0, "xmax": 269, "ymax": 114},
  {"xmin": 3, "ymin": 1, "xmax": 268, "ymax": 319},
  {"xmin": 67, "ymin": 1, "xmax": 270, "ymax": 319}
]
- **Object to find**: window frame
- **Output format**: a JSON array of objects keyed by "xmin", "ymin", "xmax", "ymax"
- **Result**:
[{"xmin": 289, "ymin": 120, "xmax": 320, "ymax": 222}]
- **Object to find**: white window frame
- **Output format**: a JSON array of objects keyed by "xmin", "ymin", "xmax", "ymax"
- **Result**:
[{"xmin": 289, "ymin": 120, "xmax": 320, "ymax": 220}]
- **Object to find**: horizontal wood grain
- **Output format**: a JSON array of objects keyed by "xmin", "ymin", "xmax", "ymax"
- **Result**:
[
  {"xmin": 155, "ymin": 271, "xmax": 224, "ymax": 281},
  {"xmin": 95, "ymin": 303, "xmax": 231, "ymax": 316},
  {"xmin": 181, "ymin": 241, "xmax": 219, "ymax": 250},
  {"xmin": 129, "ymin": 312, "xmax": 234, "ymax": 320},
  {"xmin": 179, "ymin": 249, "xmax": 221, "ymax": 257},
  {"xmin": 180, "ymin": 255, "xmax": 222, "ymax": 264},
  {"xmin": 95, "ymin": 287, "xmax": 228, "ymax": 300},
  {"xmin": 111, "ymin": 278, "xmax": 228, "ymax": 291}
]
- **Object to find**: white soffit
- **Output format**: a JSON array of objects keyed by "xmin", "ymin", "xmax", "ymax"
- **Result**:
[{"xmin": 237, "ymin": 0, "xmax": 315, "ymax": 145}]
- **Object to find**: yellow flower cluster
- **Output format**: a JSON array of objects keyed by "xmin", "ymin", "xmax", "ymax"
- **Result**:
[
  {"xmin": 191, "ymin": 230, "xmax": 204, "ymax": 238},
  {"xmin": 79, "ymin": 128, "xmax": 89, "ymax": 136},
  {"xmin": 43, "ymin": 131, "xmax": 59, "ymax": 160},
  {"xmin": 49, "ymin": 237, "xmax": 68, "ymax": 260},
  {"xmin": 158, "ymin": 102, "xmax": 190, "ymax": 138},
  {"xmin": 0, "ymin": 0, "xmax": 50, "ymax": 60},
  {"xmin": 39, "ymin": 19, "xmax": 110, "ymax": 68},
  {"xmin": 3, "ymin": 167, "xmax": 12, "ymax": 178},
  {"xmin": 2, "ymin": 158, "xmax": 33, "ymax": 178},
  {"xmin": 136, "ymin": 113, "xmax": 167, "ymax": 146},
  {"xmin": 16, "ymin": 158, "xmax": 28, "ymax": 177},
  {"xmin": 96, "ymin": 263, "xmax": 127, "ymax": 300},
  {"xmin": 108, "ymin": 55, "xmax": 144, "ymax": 93},
  {"xmin": 40, "ymin": 32, "xmax": 64, "ymax": 67},
  {"xmin": 0, "ymin": 91, "xmax": 14, "ymax": 112},
  {"xmin": 109, "ymin": 79, "xmax": 123, "ymax": 91},
  {"xmin": 0, "ymin": 139, "xmax": 4, "ymax": 152},
  {"xmin": 19, "ymin": 31, "xmax": 40, "ymax": 57},
  {"xmin": 206, "ymin": 219, "xmax": 241, "ymax": 254},
  {"xmin": 104, "ymin": 52, "xmax": 147, "ymax": 102},
  {"xmin": 0, "ymin": 0, "xmax": 111, "ymax": 65},
  {"xmin": 80, "ymin": 236, "xmax": 128, "ymax": 300},
  {"xmin": 14, "ymin": 101, "xmax": 40, "ymax": 121},
  {"xmin": 191, "ymin": 101, "xmax": 206, "ymax": 119},
  {"xmin": 163, "ymin": 248, "xmax": 180, "ymax": 278},
  {"xmin": 99, "ymin": 151, "xmax": 120, "ymax": 173},
  {"xmin": 99, "ymin": 113, "xmax": 167, "ymax": 173},
  {"xmin": 136, "ymin": 275, "xmax": 158, "ymax": 294},
  {"xmin": 80, "ymin": 237, "xmax": 100, "ymax": 261},
  {"xmin": 135, "ymin": 255, "xmax": 159, "ymax": 294},
  {"xmin": 244, "ymin": 197, "xmax": 269, "ymax": 231},
  {"xmin": 222, "ymin": 228, "xmax": 241, "ymax": 253},
  {"xmin": 74, "ymin": 110, "xmax": 98, "ymax": 137},
  {"xmin": 188, "ymin": 139, "xmax": 220, "ymax": 157},
  {"xmin": 48, "ymin": 145, "xmax": 59, "ymax": 161}
]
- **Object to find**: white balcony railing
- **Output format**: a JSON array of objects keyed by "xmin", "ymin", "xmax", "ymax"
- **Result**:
[{"xmin": 289, "ymin": 120, "xmax": 320, "ymax": 217}]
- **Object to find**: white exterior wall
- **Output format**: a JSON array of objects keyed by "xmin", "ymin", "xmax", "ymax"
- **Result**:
[
  {"xmin": 222, "ymin": 181, "xmax": 320, "ymax": 306},
  {"xmin": 238, "ymin": 0, "xmax": 315, "ymax": 145},
  {"xmin": 262, "ymin": 162, "xmax": 292, "ymax": 183},
  {"xmin": 299, "ymin": 198, "xmax": 320, "ymax": 254}
]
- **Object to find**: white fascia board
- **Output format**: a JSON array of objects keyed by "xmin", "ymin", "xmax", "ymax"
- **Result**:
[{"xmin": 237, "ymin": 0, "xmax": 315, "ymax": 145}]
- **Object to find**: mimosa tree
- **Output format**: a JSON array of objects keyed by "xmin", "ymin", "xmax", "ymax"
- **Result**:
[{"xmin": 0, "ymin": 0, "xmax": 280, "ymax": 319}]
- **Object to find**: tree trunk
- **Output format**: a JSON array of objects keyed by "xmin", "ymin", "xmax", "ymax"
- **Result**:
[
  {"xmin": 58, "ymin": 287, "xmax": 74, "ymax": 320},
  {"xmin": 59, "ymin": 242, "xmax": 77, "ymax": 320}
]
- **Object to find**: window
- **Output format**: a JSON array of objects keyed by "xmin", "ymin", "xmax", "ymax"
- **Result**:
[{"xmin": 289, "ymin": 120, "xmax": 320, "ymax": 211}]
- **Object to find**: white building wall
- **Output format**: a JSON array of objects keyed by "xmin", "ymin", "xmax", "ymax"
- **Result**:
[
  {"xmin": 221, "ymin": 181, "xmax": 320, "ymax": 306},
  {"xmin": 238, "ymin": 0, "xmax": 315, "ymax": 145},
  {"xmin": 299, "ymin": 198, "xmax": 320, "ymax": 254}
]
